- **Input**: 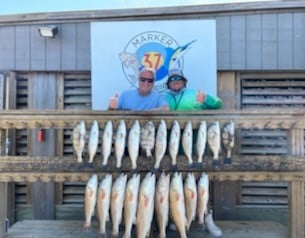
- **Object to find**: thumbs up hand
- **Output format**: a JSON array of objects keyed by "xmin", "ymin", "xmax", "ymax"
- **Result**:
[
  {"xmin": 108, "ymin": 93, "xmax": 119, "ymax": 110},
  {"xmin": 196, "ymin": 89, "xmax": 206, "ymax": 103}
]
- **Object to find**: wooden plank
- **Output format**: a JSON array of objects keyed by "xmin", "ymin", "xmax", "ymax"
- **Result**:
[
  {"xmin": 288, "ymin": 128, "xmax": 304, "ymax": 156},
  {"xmin": 293, "ymin": 12, "xmax": 305, "ymax": 69},
  {"xmin": 0, "ymin": 27, "xmax": 14, "ymax": 69},
  {"xmin": 241, "ymin": 196, "xmax": 287, "ymax": 205},
  {"xmin": 0, "ymin": 154, "xmax": 305, "ymax": 173},
  {"xmin": 278, "ymin": 13, "xmax": 293, "ymax": 69},
  {"xmin": 30, "ymin": 26, "xmax": 46, "ymax": 70},
  {"xmin": 46, "ymin": 29, "xmax": 61, "ymax": 70},
  {"xmin": 0, "ymin": 182, "xmax": 15, "ymax": 235},
  {"xmin": 4, "ymin": 220, "xmax": 289, "ymax": 238},
  {"xmin": 217, "ymin": 72, "xmax": 236, "ymax": 109},
  {"xmin": 32, "ymin": 182, "xmax": 55, "ymax": 219},
  {"xmin": 242, "ymin": 98, "xmax": 305, "ymax": 104},
  {"xmin": 0, "ymin": 110, "xmax": 304, "ymax": 129},
  {"xmin": 246, "ymin": 14, "xmax": 262, "ymax": 69},
  {"xmin": 288, "ymin": 181, "xmax": 304, "ymax": 238},
  {"xmin": 231, "ymin": 15, "xmax": 246, "ymax": 69},
  {"xmin": 0, "ymin": 73, "xmax": 5, "ymax": 109},
  {"xmin": 242, "ymin": 80, "xmax": 305, "ymax": 87},
  {"xmin": 216, "ymin": 16, "xmax": 230, "ymax": 69},
  {"xmin": 241, "ymin": 181, "xmax": 288, "ymax": 187},
  {"xmin": 242, "ymin": 187, "xmax": 287, "ymax": 196},
  {"xmin": 0, "ymin": 1, "xmax": 304, "ymax": 24},
  {"xmin": 0, "ymin": 171, "xmax": 305, "ymax": 183},
  {"xmin": 15, "ymin": 25, "xmax": 30, "ymax": 70},
  {"xmin": 262, "ymin": 13, "xmax": 277, "ymax": 69},
  {"xmin": 64, "ymin": 88, "xmax": 91, "ymax": 95},
  {"xmin": 61, "ymin": 24, "xmax": 77, "ymax": 70},
  {"xmin": 29, "ymin": 73, "xmax": 56, "ymax": 220},
  {"xmin": 76, "ymin": 23, "xmax": 91, "ymax": 70},
  {"xmin": 242, "ymin": 89, "xmax": 305, "ymax": 96},
  {"xmin": 213, "ymin": 181, "xmax": 238, "ymax": 219}
]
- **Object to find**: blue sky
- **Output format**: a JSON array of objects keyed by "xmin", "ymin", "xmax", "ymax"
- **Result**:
[{"xmin": 0, "ymin": 0, "xmax": 274, "ymax": 15}]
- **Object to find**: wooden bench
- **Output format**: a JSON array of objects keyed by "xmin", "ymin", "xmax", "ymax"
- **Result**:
[{"xmin": 0, "ymin": 110, "xmax": 304, "ymax": 237}]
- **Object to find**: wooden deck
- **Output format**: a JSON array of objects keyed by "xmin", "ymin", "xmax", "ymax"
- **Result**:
[
  {"xmin": 0, "ymin": 110, "xmax": 304, "ymax": 237},
  {"xmin": 3, "ymin": 220, "xmax": 288, "ymax": 238}
]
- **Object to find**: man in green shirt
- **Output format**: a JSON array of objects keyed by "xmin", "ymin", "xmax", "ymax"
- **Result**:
[
  {"xmin": 165, "ymin": 69, "xmax": 223, "ymax": 110},
  {"xmin": 166, "ymin": 69, "xmax": 223, "ymax": 237}
]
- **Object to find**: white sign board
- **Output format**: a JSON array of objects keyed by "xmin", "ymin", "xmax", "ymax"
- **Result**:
[{"xmin": 91, "ymin": 20, "xmax": 216, "ymax": 110}]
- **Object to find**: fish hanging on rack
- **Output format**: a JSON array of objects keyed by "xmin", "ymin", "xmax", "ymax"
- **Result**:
[
  {"xmin": 222, "ymin": 121, "xmax": 235, "ymax": 164},
  {"xmin": 88, "ymin": 120, "xmax": 99, "ymax": 164},
  {"xmin": 197, "ymin": 172, "xmax": 209, "ymax": 226},
  {"xmin": 154, "ymin": 119, "xmax": 167, "ymax": 171},
  {"xmin": 207, "ymin": 121, "xmax": 221, "ymax": 166},
  {"xmin": 128, "ymin": 120, "xmax": 141, "ymax": 170},
  {"xmin": 83, "ymin": 174, "xmax": 98, "ymax": 230},
  {"xmin": 136, "ymin": 172, "xmax": 156, "ymax": 238},
  {"xmin": 169, "ymin": 120, "xmax": 181, "ymax": 170},
  {"xmin": 115, "ymin": 120, "xmax": 127, "ymax": 169},
  {"xmin": 111, "ymin": 173, "xmax": 127, "ymax": 237},
  {"xmin": 182, "ymin": 121, "xmax": 194, "ymax": 167},
  {"xmin": 101, "ymin": 120, "xmax": 113, "ymax": 168},
  {"xmin": 196, "ymin": 120, "xmax": 207, "ymax": 164},
  {"xmin": 155, "ymin": 172, "xmax": 170, "ymax": 238},
  {"xmin": 169, "ymin": 172, "xmax": 187, "ymax": 238},
  {"xmin": 72, "ymin": 120, "xmax": 86, "ymax": 163},
  {"xmin": 123, "ymin": 173, "xmax": 140, "ymax": 238},
  {"xmin": 140, "ymin": 121, "xmax": 155, "ymax": 159},
  {"xmin": 184, "ymin": 172, "xmax": 197, "ymax": 231},
  {"xmin": 97, "ymin": 173, "xmax": 112, "ymax": 235}
]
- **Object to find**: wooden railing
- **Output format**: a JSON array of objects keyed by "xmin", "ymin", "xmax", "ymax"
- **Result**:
[{"xmin": 0, "ymin": 109, "xmax": 304, "ymax": 237}]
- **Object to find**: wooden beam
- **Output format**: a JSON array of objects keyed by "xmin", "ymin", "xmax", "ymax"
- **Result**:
[
  {"xmin": 0, "ymin": 171, "xmax": 304, "ymax": 183},
  {"xmin": 0, "ymin": 110, "xmax": 304, "ymax": 130},
  {"xmin": 0, "ymin": 1, "xmax": 304, "ymax": 25},
  {"xmin": 288, "ymin": 181, "xmax": 304, "ymax": 238},
  {"xmin": 0, "ymin": 155, "xmax": 304, "ymax": 173}
]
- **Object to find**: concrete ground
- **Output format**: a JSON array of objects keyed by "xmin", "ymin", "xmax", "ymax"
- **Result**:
[{"xmin": 4, "ymin": 220, "xmax": 288, "ymax": 238}]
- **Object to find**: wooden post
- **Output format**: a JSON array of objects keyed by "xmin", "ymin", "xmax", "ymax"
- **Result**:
[
  {"xmin": 288, "ymin": 128, "xmax": 304, "ymax": 237},
  {"xmin": 288, "ymin": 181, "xmax": 304, "ymax": 238},
  {"xmin": 0, "ymin": 73, "xmax": 15, "ymax": 235},
  {"xmin": 29, "ymin": 73, "xmax": 56, "ymax": 219},
  {"xmin": 213, "ymin": 72, "xmax": 238, "ymax": 220},
  {"xmin": 217, "ymin": 71, "xmax": 238, "ymax": 110}
]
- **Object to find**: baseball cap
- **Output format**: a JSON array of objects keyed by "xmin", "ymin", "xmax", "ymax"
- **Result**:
[{"xmin": 167, "ymin": 68, "xmax": 187, "ymax": 82}]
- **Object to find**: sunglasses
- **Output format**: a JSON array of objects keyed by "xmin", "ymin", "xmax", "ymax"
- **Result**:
[
  {"xmin": 169, "ymin": 75, "xmax": 184, "ymax": 82},
  {"xmin": 139, "ymin": 77, "xmax": 154, "ymax": 83}
]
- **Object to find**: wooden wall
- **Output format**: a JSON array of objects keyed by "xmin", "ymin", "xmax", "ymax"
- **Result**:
[{"xmin": 0, "ymin": 3, "xmax": 304, "ymax": 71}]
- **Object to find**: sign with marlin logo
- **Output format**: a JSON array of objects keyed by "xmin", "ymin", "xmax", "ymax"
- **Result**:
[
  {"xmin": 91, "ymin": 20, "xmax": 216, "ymax": 110},
  {"xmin": 120, "ymin": 31, "xmax": 195, "ymax": 92}
]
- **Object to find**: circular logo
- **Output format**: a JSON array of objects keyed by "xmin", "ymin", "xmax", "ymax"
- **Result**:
[{"xmin": 120, "ymin": 31, "xmax": 184, "ymax": 92}]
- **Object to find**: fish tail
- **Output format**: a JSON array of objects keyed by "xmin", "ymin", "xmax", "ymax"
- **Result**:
[
  {"xmin": 77, "ymin": 154, "xmax": 82, "ymax": 163},
  {"xmin": 131, "ymin": 161, "xmax": 137, "ymax": 170}
]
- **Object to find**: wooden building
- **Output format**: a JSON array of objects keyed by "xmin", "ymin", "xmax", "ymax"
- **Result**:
[{"xmin": 0, "ymin": 1, "xmax": 305, "ymax": 237}]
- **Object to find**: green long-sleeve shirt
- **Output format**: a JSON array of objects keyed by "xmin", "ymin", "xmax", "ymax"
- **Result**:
[{"xmin": 165, "ymin": 89, "xmax": 223, "ymax": 111}]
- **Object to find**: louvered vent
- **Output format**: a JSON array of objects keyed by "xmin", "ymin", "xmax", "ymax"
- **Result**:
[
  {"xmin": 241, "ymin": 77, "xmax": 305, "ymax": 109},
  {"xmin": 62, "ymin": 72, "xmax": 91, "ymax": 205},
  {"xmin": 240, "ymin": 74, "xmax": 300, "ymax": 207},
  {"xmin": 64, "ymin": 73, "xmax": 91, "ymax": 110},
  {"xmin": 15, "ymin": 74, "xmax": 29, "ymax": 209},
  {"xmin": 16, "ymin": 73, "xmax": 28, "ymax": 109},
  {"xmin": 239, "ymin": 128, "xmax": 288, "ymax": 155},
  {"xmin": 240, "ymin": 181, "xmax": 288, "ymax": 206},
  {"xmin": 62, "ymin": 182, "xmax": 85, "ymax": 205},
  {"xmin": 15, "ymin": 183, "xmax": 28, "ymax": 205},
  {"xmin": 15, "ymin": 73, "xmax": 29, "ymax": 156}
]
